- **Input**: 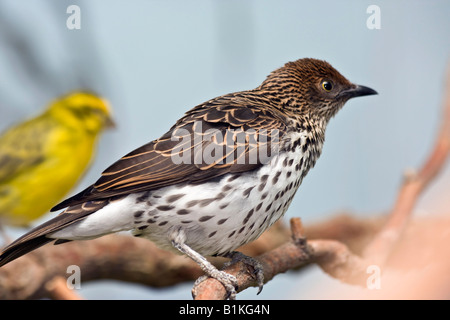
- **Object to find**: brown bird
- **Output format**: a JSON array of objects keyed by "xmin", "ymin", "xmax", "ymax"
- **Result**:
[{"xmin": 0, "ymin": 58, "xmax": 377, "ymax": 299}]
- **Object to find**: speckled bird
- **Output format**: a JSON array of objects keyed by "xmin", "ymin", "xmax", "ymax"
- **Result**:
[{"xmin": 0, "ymin": 58, "xmax": 377, "ymax": 299}]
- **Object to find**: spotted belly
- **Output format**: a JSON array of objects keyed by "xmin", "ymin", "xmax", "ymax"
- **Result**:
[{"xmin": 132, "ymin": 151, "xmax": 310, "ymax": 256}]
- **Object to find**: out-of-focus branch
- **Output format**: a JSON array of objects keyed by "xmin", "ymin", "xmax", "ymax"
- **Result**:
[
  {"xmin": 193, "ymin": 218, "xmax": 375, "ymax": 300},
  {"xmin": 363, "ymin": 63, "xmax": 450, "ymax": 264},
  {"xmin": 45, "ymin": 277, "xmax": 83, "ymax": 300},
  {"xmin": 192, "ymin": 218, "xmax": 370, "ymax": 300},
  {"xmin": 0, "ymin": 214, "xmax": 381, "ymax": 300}
]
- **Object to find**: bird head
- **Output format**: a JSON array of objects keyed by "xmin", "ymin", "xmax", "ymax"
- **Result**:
[
  {"xmin": 260, "ymin": 58, "xmax": 377, "ymax": 122},
  {"xmin": 49, "ymin": 92, "xmax": 116, "ymax": 134}
]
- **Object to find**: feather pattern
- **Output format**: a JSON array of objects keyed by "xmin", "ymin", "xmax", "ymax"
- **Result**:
[
  {"xmin": 0, "ymin": 92, "xmax": 290, "ymax": 266},
  {"xmin": 52, "ymin": 92, "xmax": 289, "ymax": 210}
]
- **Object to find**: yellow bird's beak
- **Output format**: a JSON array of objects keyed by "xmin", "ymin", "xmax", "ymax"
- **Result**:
[
  {"xmin": 100, "ymin": 98, "xmax": 117, "ymax": 129},
  {"xmin": 104, "ymin": 115, "xmax": 116, "ymax": 129}
]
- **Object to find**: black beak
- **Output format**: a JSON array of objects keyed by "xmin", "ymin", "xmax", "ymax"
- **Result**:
[{"xmin": 338, "ymin": 85, "xmax": 378, "ymax": 99}]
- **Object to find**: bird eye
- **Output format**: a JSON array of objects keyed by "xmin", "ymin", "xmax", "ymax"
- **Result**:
[{"xmin": 321, "ymin": 81, "xmax": 333, "ymax": 92}]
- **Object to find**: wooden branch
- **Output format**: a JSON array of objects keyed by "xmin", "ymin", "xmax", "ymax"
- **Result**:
[
  {"xmin": 0, "ymin": 234, "xmax": 201, "ymax": 300},
  {"xmin": 192, "ymin": 218, "xmax": 372, "ymax": 300},
  {"xmin": 0, "ymin": 214, "xmax": 380, "ymax": 300},
  {"xmin": 192, "ymin": 218, "xmax": 312, "ymax": 300},
  {"xmin": 45, "ymin": 277, "xmax": 83, "ymax": 300}
]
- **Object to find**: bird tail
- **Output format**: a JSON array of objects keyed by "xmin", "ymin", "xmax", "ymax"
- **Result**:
[
  {"xmin": 0, "ymin": 200, "xmax": 108, "ymax": 267},
  {"xmin": 0, "ymin": 234, "xmax": 55, "ymax": 267}
]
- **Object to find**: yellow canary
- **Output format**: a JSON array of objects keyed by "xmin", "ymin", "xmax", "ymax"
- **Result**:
[{"xmin": 0, "ymin": 92, "xmax": 114, "ymax": 227}]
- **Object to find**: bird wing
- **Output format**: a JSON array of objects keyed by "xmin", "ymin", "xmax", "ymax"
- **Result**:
[
  {"xmin": 52, "ymin": 92, "xmax": 288, "ymax": 210},
  {"xmin": 0, "ymin": 118, "xmax": 52, "ymax": 183},
  {"xmin": 0, "ymin": 92, "xmax": 290, "ymax": 268},
  {"xmin": 0, "ymin": 92, "xmax": 290, "ymax": 267}
]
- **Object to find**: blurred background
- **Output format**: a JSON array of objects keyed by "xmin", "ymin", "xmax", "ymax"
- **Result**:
[{"xmin": 0, "ymin": 0, "xmax": 449, "ymax": 299}]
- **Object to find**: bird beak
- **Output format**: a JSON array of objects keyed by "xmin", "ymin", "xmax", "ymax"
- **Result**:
[
  {"xmin": 338, "ymin": 85, "xmax": 378, "ymax": 100},
  {"xmin": 100, "ymin": 98, "xmax": 116, "ymax": 129},
  {"xmin": 105, "ymin": 116, "xmax": 116, "ymax": 129}
]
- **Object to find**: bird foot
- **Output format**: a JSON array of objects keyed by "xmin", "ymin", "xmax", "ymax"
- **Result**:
[
  {"xmin": 191, "ymin": 251, "xmax": 264, "ymax": 299},
  {"xmin": 169, "ymin": 229, "xmax": 239, "ymax": 300},
  {"xmin": 193, "ymin": 271, "xmax": 239, "ymax": 300},
  {"xmin": 223, "ymin": 251, "xmax": 265, "ymax": 295}
]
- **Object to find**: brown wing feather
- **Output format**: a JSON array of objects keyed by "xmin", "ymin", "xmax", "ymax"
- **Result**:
[
  {"xmin": 0, "ymin": 92, "xmax": 287, "ymax": 268},
  {"xmin": 52, "ymin": 92, "xmax": 288, "ymax": 211}
]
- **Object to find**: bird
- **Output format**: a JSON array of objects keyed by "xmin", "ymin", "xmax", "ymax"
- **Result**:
[
  {"xmin": 0, "ymin": 92, "xmax": 115, "ymax": 228},
  {"xmin": 0, "ymin": 58, "xmax": 376, "ymax": 299}
]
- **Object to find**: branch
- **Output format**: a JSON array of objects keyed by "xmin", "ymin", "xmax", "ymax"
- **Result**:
[
  {"xmin": 45, "ymin": 277, "xmax": 83, "ymax": 300},
  {"xmin": 363, "ymin": 62, "xmax": 450, "ymax": 264},
  {"xmin": 192, "ymin": 218, "xmax": 371, "ymax": 300},
  {"xmin": 0, "ymin": 214, "xmax": 380, "ymax": 300}
]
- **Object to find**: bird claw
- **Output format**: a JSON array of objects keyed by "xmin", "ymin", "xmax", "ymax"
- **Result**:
[
  {"xmin": 193, "ymin": 271, "xmax": 239, "ymax": 300},
  {"xmin": 192, "ymin": 250, "xmax": 266, "ymax": 300},
  {"xmin": 223, "ymin": 251, "xmax": 265, "ymax": 295}
]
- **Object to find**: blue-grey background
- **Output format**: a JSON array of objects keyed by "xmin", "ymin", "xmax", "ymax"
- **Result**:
[{"xmin": 0, "ymin": 0, "xmax": 449, "ymax": 299}]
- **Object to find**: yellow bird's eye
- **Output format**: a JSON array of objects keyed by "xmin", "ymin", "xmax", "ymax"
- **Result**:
[{"xmin": 321, "ymin": 81, "xmax": 333, "ymax": 92}]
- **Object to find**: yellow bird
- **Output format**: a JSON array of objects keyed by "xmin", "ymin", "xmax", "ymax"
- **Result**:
[{"xmin": 0, "ymin": 92, "xmax": 115, "ymax": 227}]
